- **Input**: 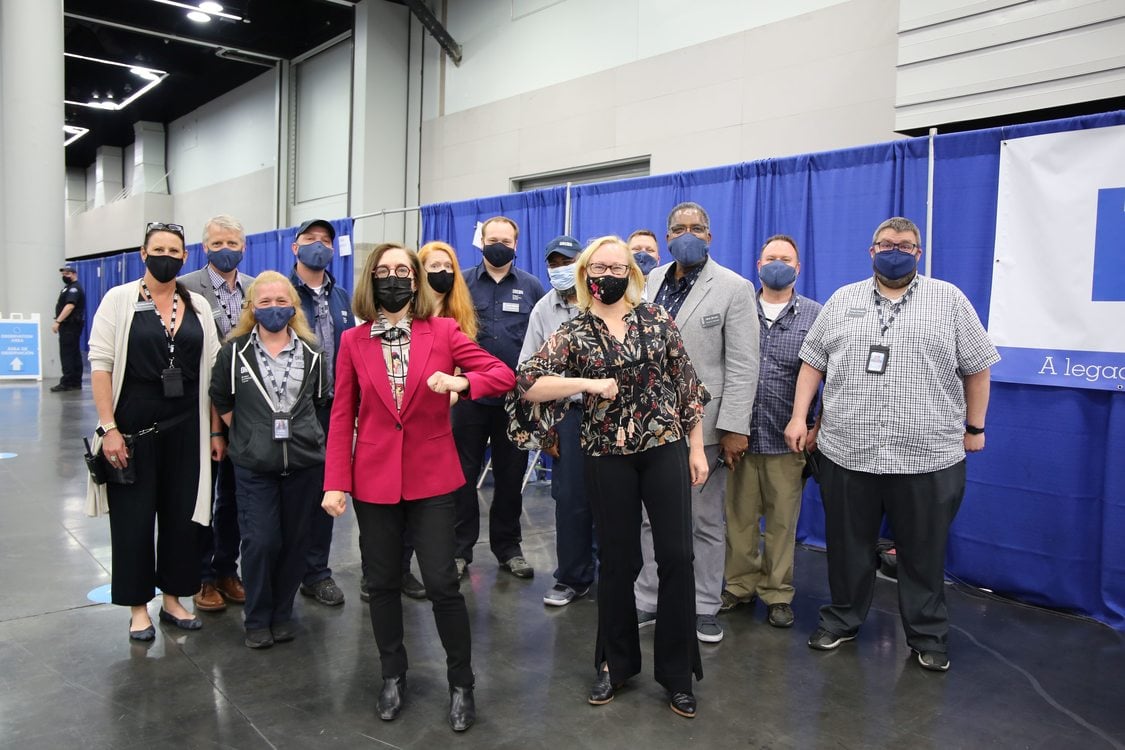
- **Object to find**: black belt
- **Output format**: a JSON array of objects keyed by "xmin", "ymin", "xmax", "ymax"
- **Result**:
[{"xmin": 133, "ymin": 410, "xmax": 193, "ymax": 438}]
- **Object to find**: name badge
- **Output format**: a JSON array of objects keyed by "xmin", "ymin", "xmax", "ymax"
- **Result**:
[
  {"xmin": 502, "ymin": 302, "xmax": 521, "ymax": 313},
  {"xmin": 212, "ymin": 308, "xmax": 224, "ymax": 319},
  {"xmin": 866, "ymin": 344, "xmax": 890, "ymax": 374},
  {"xmin": 273, "ymin": 412, "xmax": 291, "ymax": 441},
  {"xmin": 134, "ymin": 301, "xmax": 155, "ymax": 312},
  {"xmin": 846, "ymin": 306, "xmax": 868, "ymax": 318},
  {"xmin": 161, "ymin": 367, "xmax": 184, "ymax": 398},
  {"xmin": 701, "ymin": 313, "xmax": 722, "ymax": 328}
]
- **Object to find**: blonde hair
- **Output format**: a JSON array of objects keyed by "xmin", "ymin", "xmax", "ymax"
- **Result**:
[
  {"xmin": 574, "ymin": 236, "xmax": 646, "ymax": 311},
  {"xmin": 353, "ymin": 243, "xmax": 438, "ymax": 323},
  {"xmin": 228, "ymin": 271, "xmax": 317, "ymax": 344},
  {"xmin": 419, "ymin": 241, "xmax": 478, "ymax": 340}
]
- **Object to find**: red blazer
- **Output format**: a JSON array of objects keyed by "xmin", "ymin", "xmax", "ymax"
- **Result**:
[{"xmin": 324, "ymin": 316, "xmax": 516, "ymax": 504}]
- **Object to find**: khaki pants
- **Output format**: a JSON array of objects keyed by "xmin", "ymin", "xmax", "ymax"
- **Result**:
[{"xmin": 723, "ymin": 452, "xmax": 806, "ymax": 605}]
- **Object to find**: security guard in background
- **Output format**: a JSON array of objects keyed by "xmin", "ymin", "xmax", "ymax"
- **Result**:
[{"xmin": 51, "ymin": 263, "xmax": 86, "ymax": 392}]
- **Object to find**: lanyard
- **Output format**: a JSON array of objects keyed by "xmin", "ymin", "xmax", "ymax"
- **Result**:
[
  {"xmin": 254, "ymin": 337, "xmax": 296, "ymax": 410},
  {"xmin": 141, "ymin": 281, "xmax": 178, "ymax": 366},
  {"xmin": 213, "ymin": 280, "xmax": 241, "ymax": 332},
  {"xmin": 873, "ymin": 280, "xmax": 916, "ymax": 337}
]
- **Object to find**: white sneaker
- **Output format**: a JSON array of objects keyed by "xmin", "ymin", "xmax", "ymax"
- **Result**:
[{"xmin": 543, "ymin": 583, "xmax": 589, "ymax": 607}]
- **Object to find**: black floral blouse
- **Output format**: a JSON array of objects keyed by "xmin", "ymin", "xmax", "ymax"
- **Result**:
[{"xmin": 509, "ymin": 302, "xmax": 710, "ymax": 456}]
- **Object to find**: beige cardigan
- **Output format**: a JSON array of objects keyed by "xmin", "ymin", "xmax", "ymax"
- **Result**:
[{"xmin": 84, "ymin": 280, "xmax": 220, "ymax": 524}]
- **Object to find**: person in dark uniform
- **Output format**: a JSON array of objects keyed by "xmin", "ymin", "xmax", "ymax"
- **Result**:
[
  {"xmin": 51, "ymin": 263, "xmax": 86, "ymax": 392},
  {"xmin": 86, "ymin": 222, "xmax": 222, "ymax": 641}
]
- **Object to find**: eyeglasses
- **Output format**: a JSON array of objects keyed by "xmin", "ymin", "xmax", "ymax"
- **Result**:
[
  {"xmin": 374, "ymin": 265, "xmax": 413, "ymax": 279},
  {"xmin": 873, "ymin": 240, "xmax": 918, "ymax": 252},
  {"xmin": 587, "ymin": 262, "xmax": 630, "ymax": 277},
  {"xmin": 146, "ymin": 222, "xmax": 185, "ymax": 238},
  {"xmin": 668, "ymin": 224, "xmax": 708, "ymax": 238}
]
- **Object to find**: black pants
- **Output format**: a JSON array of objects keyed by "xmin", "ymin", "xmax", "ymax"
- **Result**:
[
  {"xmin": 235, "ymin": 463, "xmax": 323, "ymax": 631},
  {"xmin": 200, "ymin": 454, "xmax": 240, "ymax": 581},
  {"xmin": 303, "ymin": 401, "xmax": 335, "ymax": 585},
  {"xmin": 107, "ymin": 414, "xmax": 201, "ymax": 605},
  {"xmin": 552, "ymin": 406, "xmax": 596, "ymax": 589},
  {"xmin": 451, "ymin": 399, "xmax": 526, "ymax": 563},
  {"xmin": 817, "ymin": 456, "xmax": 966, "ymax": 653},
  {"xmin": 584, "ymin": 440, "xmax": 700, "ymax": 694},
  {"xmin": 58, "ymin": 323, "xmax": 83, "ymax": 388},
  {"xmin": 355, "ymin": 494, "xmax": 473, "ymax": 688}
]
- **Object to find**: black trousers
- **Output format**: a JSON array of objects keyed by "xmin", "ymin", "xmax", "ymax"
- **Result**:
[
  {"xmin": 817, "ymin": 456, "xmax": 966, "ymax": 653},
  {"xmin": 584, "ymin": 440, "xmax": 701, "ymax": 694},
  {"xmin": 107, "ymin": 414, "xmax": 201, "ymax": 605},
  {"xmin": 303, "ymin": 401, "xmax": 335, "ymax": 585},
  {"xmin": 58, "ymin": 323, "xmax": 83, "ymax": 387},
  {"xmin": 451, "ymin": 399, "xmax": 527, "ymax": 563},
  {"xmin": 355, "ymin": 494, "xmax": 473, "ymax": 688},
  {"xmin": 200, "ymin": 454, "xmax": 240, "ymax": 581},
  {"xmin": 235, "ymin": 463, "xmax": 322, "ymax": 631},
  {"xmin": 552, "ymin": 406, "xmax": 596, "ymax": 589}
]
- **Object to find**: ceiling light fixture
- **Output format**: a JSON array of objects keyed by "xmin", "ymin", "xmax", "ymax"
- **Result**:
[
  {"xmin": 147, "ymin": 0, "xmax": 242, "ymax": 21},
  {"xmin": 64, "ymin": 126, "xmax": 90, "ymax": 146},
  {"xmin": 186, "ymin": 10, "xmax": 210, "ymax": 22},
  {"xmin": 64, "ymin": 53, "xmax": 169, "ymax": 111}
]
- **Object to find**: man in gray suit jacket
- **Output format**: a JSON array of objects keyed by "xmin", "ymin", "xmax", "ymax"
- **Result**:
[
  {"xmin": 635, "ymin": 202, "xmax": 759, "ymax": 644},
  {"xmin": 180, "ymin": 214, "xmax": 254, "ymax": 613}
]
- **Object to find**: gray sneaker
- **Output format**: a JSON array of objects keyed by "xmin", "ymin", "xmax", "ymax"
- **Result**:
[
  {"xmin": 636, "ymin": 608, "xmax": 657, "ymax": 628},
  {"xmin": 696, "ymin": 614, "xmax": 724, "ymax": 643},
  {"xmin": 543, "ymin": 582, "xmax": 589, "ymax": 607},
  {"xmin": 500, "ymin": 555, "xmax": 534, "ymax": 579},
  {"xmin": 455, "ymin": 558, "xmax": 468, "ymax": 580},
  {"xmin": 300, "ymin": 577, "xmax": 345, "ymax": 606}
]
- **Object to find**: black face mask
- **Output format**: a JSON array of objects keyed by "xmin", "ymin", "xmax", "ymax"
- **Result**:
[
  {"xmin": 145, "ymin": 254, "xmax": 184, "ymax": 284},
  {"xmin": 586, "ymin": 274, "xmax": 629, "ymax": 305},
  {"xmin": 374, "ymin": 276, "xmax": 415, "ymax": 313},
  {"xmin": 482, "ymin": 242, "xmax": 515, "ymax": 268},
  {"xmin": 427, "ymin": 270, "xmax": 455, "ymax": 294}
]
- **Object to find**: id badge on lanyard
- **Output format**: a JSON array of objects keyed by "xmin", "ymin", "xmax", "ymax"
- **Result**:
[{"xmin": 273, "ymin": 412, "xmax": 291, "ymax": 441}]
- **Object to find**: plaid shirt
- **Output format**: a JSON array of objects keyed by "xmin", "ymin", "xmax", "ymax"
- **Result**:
[
  {"xmin": 750, "ymin": 292, "xmax": 822, "ymax": 455},
  {"xmin": 800, "ymin": 275, "xmax": 999, "ymax": 475},
  {"xmin": 206, "ymin": 264, "xmax": 244, "ymax": 337}
]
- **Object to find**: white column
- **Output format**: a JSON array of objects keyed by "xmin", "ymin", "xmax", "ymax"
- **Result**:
[
  {"xmin": 93, "ymin": 146, "xmax": 124, "ymax": 207},
  {"xmin": 132, "ymin": 121, "xmax": 168, "ymax": 194},
  {"xmin": 65, "ymin": 168, "xmax": 87, "ymax": 217},
  {"xmin": 0, "ymin": 0, "xmax": 65, "ymax": 377}
]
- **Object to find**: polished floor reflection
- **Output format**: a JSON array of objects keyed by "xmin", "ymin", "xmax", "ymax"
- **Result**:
[{"xmin": 2, "ymin": 381, "xmax": 1123, "ymax": 749}]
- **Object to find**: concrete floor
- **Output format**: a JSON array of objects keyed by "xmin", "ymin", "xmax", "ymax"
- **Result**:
[{"xmin": 2, "ymin": 380, "xmax": 1124, "ymax": 749}]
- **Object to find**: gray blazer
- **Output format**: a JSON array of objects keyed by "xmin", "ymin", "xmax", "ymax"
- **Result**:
[
  {"xmin": 179, "ymin": 266, "xmax": 254, "ymax": 332},
  {"xmin": 645, "ymin": 259, "xmax": 759, "ymax": 446}
]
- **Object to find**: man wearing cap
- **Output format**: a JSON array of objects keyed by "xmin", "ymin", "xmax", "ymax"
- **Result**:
[
  {"xmin": 180, "ymin": 215, "xmax": 253, "ymax": 613},
  {"xmin": 518, "ymin": 235, "xmax": 596, "ymax": 606},
  {"xmin": 635, "ymin": 201, "xmax": 759, "ymax": 644},
  {"xmin": 289, "ymin": 219, "xmax": 354, "ymax": 606},
  {"xmin": 51, "ymin": 263, "xmax": 86, "ymax": 392},
  {"xmin": 453, "ymin": 216, "xmax": 545, "ymax": 581}
]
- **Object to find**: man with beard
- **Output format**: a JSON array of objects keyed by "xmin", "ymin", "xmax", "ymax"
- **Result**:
[{"xmin": 784, "ymin": 217, "xmax": 998, "ymax": 673}]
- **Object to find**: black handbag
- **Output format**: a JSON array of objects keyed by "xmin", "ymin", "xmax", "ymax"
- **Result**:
[{"xmin": 83, "ymin": 435, "xmax": 136, "ymax": 485}]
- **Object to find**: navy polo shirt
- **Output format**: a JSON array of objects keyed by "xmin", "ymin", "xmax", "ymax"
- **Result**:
[{"xmin": 464, "ymin": 262, "xmax": 544, "ymax": 405}]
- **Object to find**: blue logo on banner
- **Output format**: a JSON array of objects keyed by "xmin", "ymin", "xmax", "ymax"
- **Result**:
[{"xmin": 1092, "ymin": 187, "xmax": 1125, "ymax": 301}]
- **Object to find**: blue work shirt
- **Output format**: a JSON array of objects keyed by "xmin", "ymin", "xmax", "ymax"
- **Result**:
[{"xmin": 464, "ymin": 262, "xmax": 544, "ymax": 406}]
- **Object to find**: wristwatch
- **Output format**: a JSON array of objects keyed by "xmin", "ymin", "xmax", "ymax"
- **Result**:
[
  {"xmin": 964, "ymin": 423, "xmax": 985, "ymax": 435},
  {"xmin": 96, "ymin": 422, "xmax": 118, "ymax": 437}
]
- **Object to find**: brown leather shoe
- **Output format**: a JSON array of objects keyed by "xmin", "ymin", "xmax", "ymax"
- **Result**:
[
  {"xmin": 216, "ymin": 576, "xmax": 246, "ymax": 604},
  {"xmin": 194, "ymin": 582, "xmax": 226, "ymax": 612}
]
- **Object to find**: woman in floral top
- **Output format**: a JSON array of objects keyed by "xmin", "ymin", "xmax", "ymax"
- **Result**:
[{"xmin": 513, "ymin": 236, "xmax": 710, "ymax": 718}]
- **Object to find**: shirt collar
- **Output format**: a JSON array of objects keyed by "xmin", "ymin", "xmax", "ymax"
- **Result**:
[
  {"xmin": 664, "ymin": 258, "xmax": 707, "ymax": 287},
  {"xmin": 251, "ymin": 326, "xmax": 298, "ymax": 353},
  {"xmin": 206, "ymin": 263, "xmax": 242, "ymax": 293},
  {"xmin": 370, "ymin": 312, "xmax": 413, "ymax": 342}
]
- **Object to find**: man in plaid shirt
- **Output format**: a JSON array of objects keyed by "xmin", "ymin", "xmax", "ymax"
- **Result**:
[{"xmin": 784, "ymin": 217, "xmax": 999, "ymax": 673}]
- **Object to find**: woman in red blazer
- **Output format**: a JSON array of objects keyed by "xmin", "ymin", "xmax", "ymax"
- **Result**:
[{"xmin": 322, "ymin": 243, "xmax": 515, "ymax": 733}]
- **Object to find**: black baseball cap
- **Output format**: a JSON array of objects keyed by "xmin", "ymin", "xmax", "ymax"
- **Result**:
[
  {"xmin": 295, "ymin": 219, "xmax": 335, "ymax": 242},
  {"xmin": 545, "ymin": 235, "xmax": 581, "ymax": 260}
]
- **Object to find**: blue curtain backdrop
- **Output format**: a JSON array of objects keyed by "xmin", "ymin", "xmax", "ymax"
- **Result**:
[
  {"xmin": 70, "ymin": 218, "xmax": 354, "ymax": 351},
  {"xmin": 416, "ymin": 116, "xmax": 1124, "ymax": 630}
]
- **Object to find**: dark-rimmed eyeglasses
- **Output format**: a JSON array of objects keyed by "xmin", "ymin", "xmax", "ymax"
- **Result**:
[
  {"xmin": 374, "ymin": 265, "xmax": 413, "ymax": 279},
  {"xmin": 587, "ymin": 262, "xmax": 630, "ymax": 277},
  {"xmin": 872, "ymin": 240, "xmax": 918, "ymax": 252},
  {"xmin": 146, "ymin": 222, "xmax": 185, "ymax": 238},
  {"xmin": 668, "ymin": 224, "xmax": 709, "ymax": 238}
]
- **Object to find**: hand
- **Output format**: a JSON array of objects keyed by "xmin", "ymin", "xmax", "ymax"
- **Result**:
[
  {"xmin": 585, "ymin": 378, "xmax": 618, "ymax": 399},
  {"xmin": 964, "ymin": 432, "xmax": 986, "ymax": 453},
  {"xmin": 719, "ymin": 432, "xmax": 748, "ymax": 470},
  {"xmin": 428, "ymin": 371, "xmax": 468, "ymax": 394},
  {"xmin": 52, "ymin": 322, "xmax": 60, "ymax": 334},
  {"xmin": 689, "ymin": 446, "xmax": 709, "ymax": 487},
  {"xmin": 210, "ymin": 435, "xmax": 227, "ymax": 462},
  {"xmin": 806, "ymin": 424, "xmax": 820, "ymax": 453},
  {"xmin": 322, "ymin": 491, "xmax": 347, "ymax": 517},
  {"xmin": 784, "ymin": 417, "xmax": 808, "ymax": 453},
  {"xmin": 101, "ymin": 429, "xmax": 129, "ymax": 469}
]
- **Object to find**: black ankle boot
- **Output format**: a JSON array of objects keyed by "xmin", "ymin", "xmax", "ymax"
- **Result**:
[
  {"xmin": 376, "ymin": 675, "xmax": 406, "ymax": 721},
  {"xmin": 448, "ymin": 685, "xmax": 476, "ymax": 732}
]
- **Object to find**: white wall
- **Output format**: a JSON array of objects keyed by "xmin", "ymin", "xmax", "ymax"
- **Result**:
[
  {"xmin": 167, "ymin": 68, "xmax": 278, "ymax": 195},
  {"xmin": 291, "ymin": 40, "xmax": 352, "ymax": 225},
  {"xmin": 419, "ymin": 0, "xmax": 901, "ymax": 203}
]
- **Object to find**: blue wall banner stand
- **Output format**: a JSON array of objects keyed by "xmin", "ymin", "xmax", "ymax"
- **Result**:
[{"xmin": 0, "ymin": 313, "xmax": 43, "ymax": 380}]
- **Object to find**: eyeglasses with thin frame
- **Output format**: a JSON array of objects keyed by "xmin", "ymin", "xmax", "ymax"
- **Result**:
[
  {"xmin": 587, "ymin": 262, "xmax": 630, "ymax": 278},
  {"xmin": 146, "ymin": 222, "xmax": 185, "ymax": 238},
  {"xmin": 872, "ymin": 240, "xmax": 919, "ymax": 253},
  {"xmin": 668, "ymin": 224, "xmax": 709, "ymax": 238},
  {"xmin": 374, "ymin": 265, "xmax": 413, "ymax": 279}
]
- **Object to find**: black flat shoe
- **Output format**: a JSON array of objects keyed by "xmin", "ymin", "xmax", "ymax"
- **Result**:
[
  {"xmin": 377, "ymin": 675, "xmax": 406, "ymax": 721},
  {"xmin": 588, "ymin": 671, "xmax": 615, "ymax": 705},
  {"xmin": 669, "ymin": 691, "xmax": 696, "ymax": 718},
  {"xmin": 128, "ymin": 619, "xmax": 155, "ymax": 642},
  {"xmin": 448, "ymin": 685, "xmax": 475, "ymax": 732},
  {"xmin": 159, "ymin": 608, "xmax": 202, "ymax": 631}
]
